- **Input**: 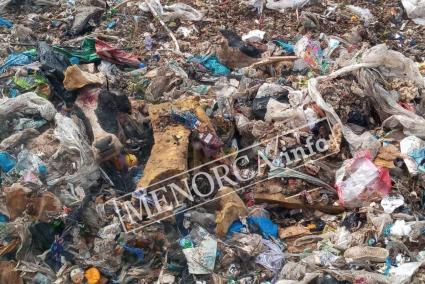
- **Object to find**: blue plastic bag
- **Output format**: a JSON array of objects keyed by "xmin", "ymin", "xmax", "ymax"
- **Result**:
[
  {"xmin": 8, "ymin": 88, "xmax": 19, "ymax": 98},
  {"xmin": 248, "ymin": 216, "xmax": 278, "ymax": 239},
  {"xmin": 0, "ymin": 151, "xmax": 16, "ymax": 173},
  {"xmin": 0, "ymin": 50, "xmax": 35, "ymax": 73},
  {"xmin": 0, "ymin": 16, "xmax": 13, "ymax": 28},
  {"xmin": 409, "ymin": 148, "xmax": 425, "ymax": 173},
  {"xmin": 227, "ymin": 216, "xmax": 278, "ymax": 239},
  {"xmin": 171, "ymin": 110, "xmax": 200, "ymax": 129},
  {"xmin": 273, "ymin": 39, "xmax": 294, "ymax": 54},
  {"xmin": 227, "ymin": 220, "xmax": 245, "ymax": 236},
  {"xmin": 106, "ymin": 20, "xmax": 116, "ymax": 29},
  {"xmin": 0, "ymin": 214, "xmax": 8, "ymax": 223},
  {"xmin": 189, "ymin": 55, "xmax": 230, "ymax": 76},
  {"xmin": 123, "ymin": 244, "xmax": 144, "ymax": 261}
]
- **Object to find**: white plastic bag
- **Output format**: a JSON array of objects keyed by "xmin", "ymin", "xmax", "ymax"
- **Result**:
[
  {"xmin": 346, "ymin": 5, "xmax": 374, "ymax": 25},
  {"xmin": 0, "ymin": 92, "xmax": 56, "ymax": 121},
  {"xmin": 381, "ymin": 194, "xmax": 405, "ymax": 213},
  {"xmin": 242, "ymin": 29, "xmax": 266, "ymax": 42},
  {"xmin": 266, "ymin": 0, "xmax": 311, "ymax": 12},
  {"xmin": 401, "ymin": 0, "xmax": 425, "ymax": 25},
  {"xmin": 390, "ymin": 220, "xmax": 412, "ymax": 238}
]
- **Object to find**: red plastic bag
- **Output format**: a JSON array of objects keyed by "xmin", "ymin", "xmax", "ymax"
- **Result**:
[
  {"xmin": 335, "ymin": 150, "xmax": 391, "ymax": 207},
  {"xmin": 95, "ymin": 39, "xmax": 141, "ymax": 67}
]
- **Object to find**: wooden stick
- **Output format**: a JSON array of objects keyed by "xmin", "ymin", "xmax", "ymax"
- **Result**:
[
  {"xmin": 250, "ymin": 56, "xmax": 299, "ymax": 68},
  {"xmin": 10, "ymin": 43, "xmax": 37, "ymax": 46},
  {"xmin": 113, "ymin": 0, "xmax": 181, "ymax": 54},
  {"xmin": 113, "ymin": 0, "xmax": 135, "ymax": 9},
  {"xmin": 0, "ymin": 73, "xmax": 14, "ymax": 80},
  {"xmin": 143, "ymin": 0, "xmax": 181, "ymax": 54}
]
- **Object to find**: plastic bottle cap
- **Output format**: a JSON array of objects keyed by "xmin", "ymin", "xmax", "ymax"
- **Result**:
[
  {"xmin": 70, "ymin": 268, "xmax": 84, "ymax": 284},
  {"xmin": 38, "ymin": 164, "xmax": 47, "ymax": 174},
  {"xmin": 70, "ymin": 57, "xmax": 80, "ymax": 65},
  {"xmin": 85, "ymin": 267, "xmax": 100, "ymax": 284},
  {"xmin": 125, "ymin": 154, "xmax": 138, "ymax": 168}
]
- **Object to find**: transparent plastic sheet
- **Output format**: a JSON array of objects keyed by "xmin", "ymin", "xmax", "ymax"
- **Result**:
[
  {"xmin": 98, "ymin": 60, "xmax": 119, "ymax": 83},
  {"xmin": 0, "ymin": 129, "xmax": 39, "ymax": 151},
  {"xmin": 356, "ymin": 45, "xmax": 425, "ymax": 138},
  {"xmin": 308, "ymin": 44, "xmax": 425, "ymax": 152},
  {"xmin": 359, "ymin": 44, "xmax": 424, "ymax": 87},
  {"xmin": 139, "ymin": 0, "xmax": 163, "ymax": 15},
  {"xmin": 0, "ymin": 0, "xmax": 12, "ymax": 12},
  {"xmin": 255, "ymin": 239, "xmax": 285, "ymax": 274},
  {"xmin": 389, "ymin": 261, "xmax": 424, "ymax": 284},
  {"xmin": 0, "ymin": 92, "xmax": 56, "ymax": 122},
  {"xmin": 140, "ymin": 0, "xmax": 203, "ymax": 22},
  {"xmin": 182, "ymin": 226, "xmax": 217, "ymax": 274},
  {"xmin": 46, "ymin": 114, "xmax": 99, "ymax": 188},
  {"xmin": 332, "ymin": 227, "xmax": 353, "ymax": 250},
  {"xmin": 213, "ymin": 77, "xmax": 237, "ymax": 118},
  {"xmin": 346, "ymin": 5, "xmax": 374, "ymax": 25},
  {"xmin": 163, "ymin": 3, "xmax": 203, "ymax": 21},
  {"xmin": 15, "ymin": 260, "xmax": 56, "ymax": 281},
  {"xmin": 15, "ymin": 149, "xmax": 45, "ymax": 175},
  {"xmin": 382, "ymin": 115, "xmax": 425, "ymax": 139},
  {"xmin": 278, "ymin": 261, "xmax": 306, "ymax": 281},
  {"xmin": 335, "ymin": 150, "xmax": 391, "ymax": 208},
  {"xmin": 269, "ymin": 167, "xmax": 336, "ymax": 194},
  {"xmin": 323, "ymin": 269, "xmax": 391, "ymax": 284},
  {"xmin": 401, "ymin": 0, "xmax": 425, "ymax": 25}
]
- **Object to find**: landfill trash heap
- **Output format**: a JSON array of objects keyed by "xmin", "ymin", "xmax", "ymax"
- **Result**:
[{"xmin": 0, "ymin": 0, "xmax": 425, "ymax": 283}]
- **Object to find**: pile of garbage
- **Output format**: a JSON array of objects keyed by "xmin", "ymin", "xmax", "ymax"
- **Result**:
[{"xmin": 0, "ymin": 0, "xmax": 425, "ymax": 283}]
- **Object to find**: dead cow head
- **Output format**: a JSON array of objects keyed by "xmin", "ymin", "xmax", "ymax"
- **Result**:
[{"xmin": 73, "ymin": 86, "xmax": 131, "ymax": 161}]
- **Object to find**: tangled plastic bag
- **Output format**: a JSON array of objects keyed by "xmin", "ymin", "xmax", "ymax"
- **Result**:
[
  {"xmin": 308, "ymin": 44, "xmax": 425, "ymax": 156},
  {"xmin": 401, "ymin": 0, "xmax": 425, "ymax": 25},
  {"xmin": 0, "ymin": 92, "xmax": 56, "ymax": 121},
  {"xmin": 47, "ymin": 113, "xmax": 99, "ymax": 188},
  {"xmin": 335, "ymin": 150, "xmax": 391, "ymax": 208},
  {"xmin": 0, "ymin": 49, "xmax": 35, "ymax": 74}
]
